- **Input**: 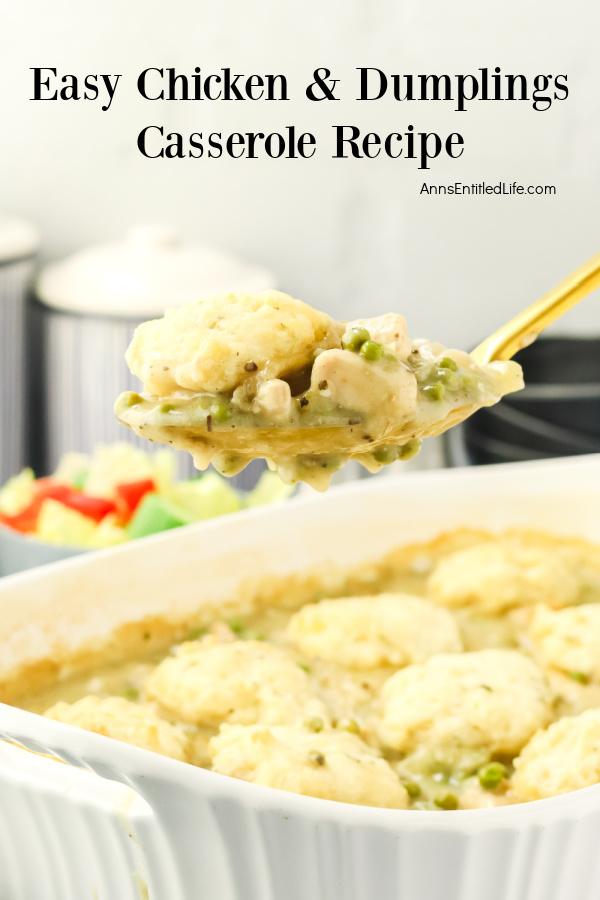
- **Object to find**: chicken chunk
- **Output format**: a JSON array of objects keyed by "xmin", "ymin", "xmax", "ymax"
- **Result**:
[
  {"xmin": 309, "ymin": 349, "xmax": 417, "ymax": 419},
  {"xmin": 253, "ymin": 378, "xmax": 293, "ymax": 421}
]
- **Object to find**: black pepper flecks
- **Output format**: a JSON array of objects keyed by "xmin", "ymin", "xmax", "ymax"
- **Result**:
[{"xmin": 308, "ymin": 751, "xmax": 326, "ymax": 766}]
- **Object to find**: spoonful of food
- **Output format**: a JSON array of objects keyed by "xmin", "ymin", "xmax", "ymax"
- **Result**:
[{"xmin": 116, "ymin": 254, "xmax": 599, "ymax": 489}]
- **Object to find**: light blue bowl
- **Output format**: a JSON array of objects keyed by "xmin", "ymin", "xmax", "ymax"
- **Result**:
[{"xmin": 0, "ymin": 526, "xmax": 86, "ymax": 577}]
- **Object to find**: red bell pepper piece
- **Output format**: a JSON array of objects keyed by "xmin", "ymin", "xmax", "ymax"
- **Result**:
[
  {"xmin": 1, "ymin": 482, "xmax": 72, "ymax": 533},
  {"xmin": 115, "ymin": 479, "xmax": 156, "ymax": 524},
  {"xmin": 0, "ymin": 479, "xmax": 116, "ymax": 533},
  {"xmin": 1, "ymin": 506, "xmax": 40, "ymax": 533},
  {"xmin": 60, "ymin": 492, "xmax": 117, "ymax": 522}
]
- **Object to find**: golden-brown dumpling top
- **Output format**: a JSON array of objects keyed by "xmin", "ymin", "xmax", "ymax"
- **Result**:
[
  {"xmin": 45, "ymin": 695, "xmax": 190, "ymax": 761},
  {"xmin": 512, "ymin": 708, "xmax": 600, "ymax": 801},
  {"xmin": 427, "ymin": 542, "xmax": 580, "ymax": 615},
  {"xmin": 377, "ymin": 649, "xmax": 552, "ymax": 763},
  {"xmin": 210, "ymin": 724, "xmax": 408, "ymax": 808},
  {"xmin": 287, "ymin": 593, "xmax": 462, "ymax": 670},
  {"xmin": 145, "ymin": 639, "xmax": 327, "ymax": 728},
  {"xmin": 126, "ymin": 290, "xmax": 340, "ymax": 396}
]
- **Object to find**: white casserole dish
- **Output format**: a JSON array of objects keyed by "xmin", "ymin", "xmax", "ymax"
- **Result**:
[{"xmin": 0, "ymin": 455, "xmax": 599, "ymax": 900}]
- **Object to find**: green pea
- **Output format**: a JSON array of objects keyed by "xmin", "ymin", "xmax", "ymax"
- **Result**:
[
  {"xmin": 228, "ymin": 618, "xmax": 246, "ymax": 636},
  {"xmin": 337, "ymin": 718, "xmax": 360, "ymax": 735},
  {"xmin": 434, "ymin": 792, "xmax": 459, "ymax": 810},
  {"xmin": 122, "ymin": 686, "xmax": 139, "ymax": 702},
  {"xmin": 159, "ymin": 402, "xmax": 176, "ymax": 414},
  {"xmin": 360, "ymin": 340, "xmax": 384, "ymax": 362},
  {"xmin": 210, "ymin": 399, "xmax": 232, "ymax": 423},
  {"xmin": 422, "ymin": 382, "xmax": 445, "ymax": 401},
  {"xmin": 373, "ymin": 446, "xmax": 398, "ymax": 465},
  {"xmin": 402, "ymin": 780, "xmax": 421, "ymax": 800},
  {"xmin": 308, "ymin": 751, "xmax": 326, "ymax": 766},
  {"xmin": 436, "ymin": 367, "xmax": 460, "ymax": 389},
  {"xmin": 342, "ymin": 326, "xmax": 370, "ymax": 352},
  {"xmin": 478, "ymin": 761, "xmax": 507, "ymax": 790},
  {"xmin": 568, "ymin": 670, "xmax": 590, "ymax": 685},
  {"xmin": 398, "ymin": 439, "xmax": 421, "ymax": 460},
  {"xmin": 184, "ymin": 627, "xmax": 206, "ymax": 642},
  {"xmin": 297, "ymin": 661, "xmax": 312, "ymax": 674},
  {"xmin": 305, "ymin": 717, "xmax": 325, "ymax": 733},
  {"xmin": 438, "ymin": 356, "xmax": 458, "ymax": 372},
  {"xmin": 124, "ymin": 392, "xmax": 143, "ymax": 407}
]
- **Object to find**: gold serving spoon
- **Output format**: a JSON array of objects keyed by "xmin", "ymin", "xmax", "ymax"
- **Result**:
[
  {"xmin": 117, "ymin": 255, "xmax": 599, "ymax": 486},
  {"xmin": 472, "ymin": 251, "xmax": 600, "ymax": 366},
  {"xmin": 425, "ymin": 251, "xmax": 600, "ymax": 446},
  {"xmin": 361, "ymin": 249, "xmax": 600, "ymax": 446}
]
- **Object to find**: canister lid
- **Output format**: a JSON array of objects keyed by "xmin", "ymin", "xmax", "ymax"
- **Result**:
[
  {"xmin": 35, "ymin": 225, "xmax": 276, "ymax": 317},
  {"xmin": 0, "ymin": 216, "xmax": 39, "ymax": 264}
]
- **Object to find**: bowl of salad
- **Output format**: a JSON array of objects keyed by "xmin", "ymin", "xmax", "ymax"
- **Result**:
[{"xmin": 0, "ymin": 444, "xmax": 292, "ymax": 577}]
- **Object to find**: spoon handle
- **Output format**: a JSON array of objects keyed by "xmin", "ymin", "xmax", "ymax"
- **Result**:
[{"xmin": 471, "ymin": 251, "xmax": 600, "ymax": 365}]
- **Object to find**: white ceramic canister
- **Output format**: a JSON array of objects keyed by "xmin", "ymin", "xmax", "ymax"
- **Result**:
[
  {"xmin": 33, "ymin": 226, "xmax": 276, "ymax": 481},
  {"xmin": 0, "ymin": 217, "xmax": 39, "ymax": 483}
]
